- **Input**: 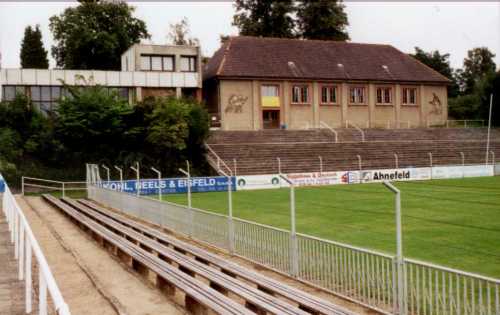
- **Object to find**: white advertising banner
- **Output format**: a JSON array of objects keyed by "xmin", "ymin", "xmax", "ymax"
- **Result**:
[
  {"xmin": 432, "ymin": 165, "xmax": 494, "ymax": 179},
  {"xmin": 286, "ymin": 171, "xmax": 345, "ymax": 187},
  {"xmin": 236, "ymin": 175, "xmax": 282, "ymax": 190},
  {"xmin": 496, "ymin": 163, "xmax": 500, "ymax": 176},
  {"xmin": 360, "ymin": 167, "xmax": 431, "ymax": 183}
]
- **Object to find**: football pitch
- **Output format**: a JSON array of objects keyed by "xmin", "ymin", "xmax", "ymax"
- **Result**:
[{"xmin": 162, "ymin": 176, "xmax": 500, "ymax": 278}]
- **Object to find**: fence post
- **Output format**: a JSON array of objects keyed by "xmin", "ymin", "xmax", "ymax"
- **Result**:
[
  {"xmin": 460, "ymin": 152, "xmax": 465, "ymax": 178},
  {"xmin": 151, "ymin": 167, "xmax": 162, "ymax": 201},
  {"xmin": 277, "ymin": 157, "xmax": 282, "ymax": 174},
  {"xmin": 357, "ymin": 155, "xmax": 362, "ymax": 171},
  {"xmin": 228, "ymin": 176, "xmax": 234, "ymax": 254},
  {"xmin": 130, "ymin": 162, "xmax": 140, "ymax": 196},
  {"xmin": 233, "ymin": 159, "xmax": 237, "ymax": 177},
  {"xmin": 428, "ymin": 152, "xmax": 433, "ymax": 168},
  {"xmin": 62, "ymin": 182, "xmax": 65, "ymax": 198},
  {"xmin": 383, "ymin": 181, "xmax": 404, "ymax": 315},
  {"xmin": 114, "ymin": 166, "xmax": 123, "ymax": 192},
  {"xmin": 21, "ymin": 176, "xmax": 25, "ymax": 196},
  {"xmin": 279, "ymin": 174, "xmax": 298, "ymax": 277},
  {"xmin": 179, "ymin": 163, "xmax": 192, "ymax": 238},
  {"xmin": 464, "ymin": 120, "xmax": 467, "ymax": 128},
  {"xmin": 25, "ymin": 238, "xmax": 32, "ymax": 313},
  {"xmin": 319, "ymin": 156, "xmax": 323, "ymax": 175},
  {"xmin": 394, "ymin": 153, "xmax": 399, "ymax": 169},
  {"xmin": 102, "ymin": 165, "xmax": 110, "ymax": 183},
  {"xmin": 491, "ymin": 151, "xmax": 495, "ymax": 165}
]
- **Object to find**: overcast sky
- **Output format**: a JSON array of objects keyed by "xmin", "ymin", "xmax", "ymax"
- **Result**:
[{"xmin": 0, "ymin": 1, "xmax": 499, "ymax": 70}]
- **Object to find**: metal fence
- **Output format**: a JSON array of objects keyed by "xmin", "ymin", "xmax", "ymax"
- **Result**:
[{"xmin": 2, "ymin": 177, "xmax": 71, "ymax": 315}]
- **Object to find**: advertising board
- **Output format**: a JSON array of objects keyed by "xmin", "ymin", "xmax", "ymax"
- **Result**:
[
  {"xmin": 0, "ymin": 173, "xmax": 4, "ymax": 193},
  {"xmin": 235, "ymin": 175, "xmax": 282, "ymax": 190},
  {"xmin": 101, "ymin": 176, "xmax": 236, "ymax": 195},
  {"xmin": 496, "ymin": 163, "xmax": 500, "ymax": 176},
  {"xmin": 432, "ymin": 165, "xmax": 493, "ymax": 179},
  {"xmin": 360, "ymin": 167, "xmax": 431, "ymax": 183},
  {"xmin": 286, "ymin": 171, "xmax": 345, "ymax": 187}
]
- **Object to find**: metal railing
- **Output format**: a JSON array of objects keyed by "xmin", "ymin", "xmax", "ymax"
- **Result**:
[
  {"xmin": 204, "ymin": 142, "xmax": 234, "ymax": 176},
  {"xmin": 87, "ymin": 183, "xmax": 500, "ymax": 315},
  {"xmin": 22, "ymin": 176, "xmax": 87, "ymax": 198},
  {"xmin": 2, "ymin": 178, "xmax": 71, "ymax": 315},
  {"xmin": 345, "ymin": 120, "xmax": 366, "ymax": 142},
  {"xmin": 319, "ymin": 121, "xmax": 339, "ymax": 143}
]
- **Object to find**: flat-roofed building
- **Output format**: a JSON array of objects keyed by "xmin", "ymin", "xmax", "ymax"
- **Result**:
[
  {"xmin": 203, "ymin": 36, "xmax": 450, "ymax": 130},
  {"xmin": 0, "ymin": 44, "xmax": 202, "ymax": 114}
]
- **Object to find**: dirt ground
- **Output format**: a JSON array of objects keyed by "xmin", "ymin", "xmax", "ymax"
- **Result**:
[{"xmin": 19, "ymin": 196, "xmax": 187, "ymax": 315}]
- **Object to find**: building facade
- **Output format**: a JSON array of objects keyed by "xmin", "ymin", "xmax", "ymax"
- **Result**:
[
  {"xmin": 204, "ymin": 36, "xmax": 450, "ymax": 130},
  {"xmin": 0, "ymin": 44, "xmax": 202, "ymax": 114}
]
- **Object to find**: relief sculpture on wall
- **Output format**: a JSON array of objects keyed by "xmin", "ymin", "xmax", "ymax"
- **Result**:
[
  {"xmin": 225, "ymin": 94, "xmax": 248, "ymax": 114},
  {"xmin": 428, "ymin": 93, "xmax": 443, "ymax": 116}
]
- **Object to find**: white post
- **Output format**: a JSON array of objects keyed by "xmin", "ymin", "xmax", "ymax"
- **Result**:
[
  {"xmin": 279, "ymin": 174, "xmax": 298, "ymax": 277},
  {"xmin": 491, "ymin": 151, "xmax": 496, "ymax": 165},
  {"xmin": 25, "ymin": 239, "xmax": 32, "ymax": 313},
  {"xmin": 130, "ymin": 162, "xmax": 140, "ymax": 196},
  {"xmin": 61, "ymin": 182, "xmax": 65, "ymax": 198},
  {"xmin": 486, "ymin": 94, "xmax": 493, "ymax": 164},
  {"xmin": 179, "ymin": 162, "xmax": 193, "ymax": 238},
  {"xmin": 357, "ymin": 154, "xmax": 362, "ymax": 171},
  {"xmin": 460, "ymin": 152, "xmax": 465, "ymax": 178},
  {"xmin": 219, "ymin": 168, "xmax": 234, "ymax": 254},
  {"xmin": 394, "ymin": 153, "xmax": 399, "ymax": 169},
  {"xmin": 233, "ymin": 158, "xmax": 237, "ymax": 177},
  {"xmin": 277, "ymin": 157, "xmax": 282, "ymax": 174},
  {"xmin": 428, "ymin": 152, "xmax": 433, "ymax": 168},
  {"xmin": 151, "ymin": 167, "xmax": 162, "ymax": 201},
  {"xmin": 102, "ymin": 165, "xmax": 110, "ymax": 183},
  {"xmin": 114, "ymin": 166, "xmax": 123, "ymax": 191},
  {"xmin": 383, "ymin": 181, "xmax": 404, "ymax": 315},
  {"xmin": 21, "ymin": 176, "xmax": 25, "ymax": 196},
  {"xmin": 319, "ymin": 156, "xmax": 323, "ymax": 175},
  {"xmin": 18, "ymin": 225, "xmax": 24, "ymax": 280}
]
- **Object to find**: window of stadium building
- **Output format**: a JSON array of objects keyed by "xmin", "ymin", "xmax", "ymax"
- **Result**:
[
  {"xmin": 292, "ymin": 85, "xmax": 310, "ymax": 104},
  {"xmin": 376, "ymin": 87, "xmax": 393, "ymax": 105},
  {"xmin": 140, "ymin": 55, "xmax": 175, "ymax": 71},
  {"xmin": 320, "ymin": 85, "xmax": 338, "ymax": 105},
  {"xmin": 180, "ymin": 56, "xmax": 197, "ymax": 72},
  {"xmin": 349, "ymin": 86, "xmax": 366, "ymax": 104},
  {"xmin": 402, "ymin": 87, "xmax": 418, "ymax": 105}
]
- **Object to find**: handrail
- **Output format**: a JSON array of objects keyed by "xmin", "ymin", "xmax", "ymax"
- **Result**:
[
  {"xmin": 2, "ymin": 179, "xmax": 71, "ymax": 315},
  {"xmin": 204, "ymin": 142, "xmax": 233, "ymax": 176},
  {"xmin": 319, "ymin": 121, "xmax": 338, "ymax": 143},
  {"xmin": 22, "ymin": 176, "xmax": 87, "ymax": 198},
  {"xmin": 345, "ymin": 120, "xmax": 366, "ymax": 142}
]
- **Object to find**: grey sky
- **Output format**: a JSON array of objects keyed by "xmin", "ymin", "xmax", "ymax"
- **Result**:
[{"xmin": 1, "ymin": 1, "xmax": 499, "ymax": 70}]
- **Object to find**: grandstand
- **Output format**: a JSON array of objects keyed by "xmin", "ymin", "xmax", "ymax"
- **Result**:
[{"xmin": 206, "ymin": 128, "xmax": 500, "ymax": 175}]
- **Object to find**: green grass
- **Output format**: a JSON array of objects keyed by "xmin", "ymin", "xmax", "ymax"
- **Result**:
[{"xmin": 161, "ymin": 176, "xmax": 500, "ymax": 278}]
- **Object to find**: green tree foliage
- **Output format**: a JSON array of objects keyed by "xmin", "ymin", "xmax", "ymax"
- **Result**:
[
  {"xmin": 20, "ymin": 25, "xmax": 49, "ymax": 69},
  {"xmin": 411, "ymin": 47, "xmax": 460, "ymax": 98},
  {"xmin": 233, "ymin": 0, "xmax": 295, "ymax": 38},
  {"xmin": 296, "ymin": 0, "xmax": 349, "ymax": 41},
  {"xmin": 456, "ymin": 47, "xmax": 496, "ymax": 94},
  {"xmin": 49, "ymin": 1, "xmax": 150, "ymax": 70},
  {"xmin": 449, "ymin": 71, "xmax": 500, "ymax": 125},
  {"xmin": 55, "ymin": 86, "xmax": 132, "ymax": 160}
]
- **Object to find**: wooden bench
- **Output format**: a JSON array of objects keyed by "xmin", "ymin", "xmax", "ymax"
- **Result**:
[
  {"xmin": 76, "ymin": 198, "xmax": 356, "ymax": 315},
  {"xmin": 61, "ymin": 197, "xmax": 311, "ymax": 315},
  {"xmin": 43, "ymin": 195, "xmax": 256, "ymax": 315}
]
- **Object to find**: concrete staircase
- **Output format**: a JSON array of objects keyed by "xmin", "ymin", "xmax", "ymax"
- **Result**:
[{"xmin": 206, "ymin": 128, "xmax": 500, "ymax": 175}]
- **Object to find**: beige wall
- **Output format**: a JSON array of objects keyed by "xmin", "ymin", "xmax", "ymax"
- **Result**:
[
  {"xmin": 215, "ymin": 79, "xmax": 448, "ymax": 130},
  {"xmin": 219, "ymin": 80, "xmax": 255, "ymax": 130}
]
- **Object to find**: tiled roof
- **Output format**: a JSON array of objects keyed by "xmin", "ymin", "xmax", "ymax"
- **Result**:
[{"xmin": 204, "ymin": 36, "xmax": 450, "ymax": 84}]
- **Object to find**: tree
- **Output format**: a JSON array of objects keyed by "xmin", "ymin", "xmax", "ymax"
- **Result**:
[
  {"xmin": 411, "ymin": 47, "xmax": 459, "ymax": 98},
  {"xmin": 20, "ymin": 25, "xmax": 49, "ymax": 69},
  {"xmin": 49, "ymin": 1, "xmax": 150, "ymax": 70},
  {"xmin": 168, "ymin": 17, "xmax": 199, "ymax": 46},
  {"xmin": 296, "ymin": 0, "xmax": 349, "ymax": 41},
  {"xmin": 233, "ymin": 0, "xmax": 295, "ymax": 38},
  {"xmin": 456, "ymin": 47, "xmax": 496, "ymax": 94}
]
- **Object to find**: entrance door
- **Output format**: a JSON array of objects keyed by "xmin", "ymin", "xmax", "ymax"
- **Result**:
[{"xmin": 263, "ymin": 110, "xmax": 280, "ymax": 129}]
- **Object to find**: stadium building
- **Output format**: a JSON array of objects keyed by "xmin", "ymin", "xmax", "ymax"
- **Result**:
[
  {"xmin": 0, "ymin": 44, "xmax": 202, "ymax": 114},
  {"xmin": 203, "ymin": 36, "xmax": 451, "ymax": 130}
]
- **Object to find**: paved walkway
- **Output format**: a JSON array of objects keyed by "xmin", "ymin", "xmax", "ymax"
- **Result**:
[{"xmin": 0, "ymin": 213, "xmax": 25, "ymax": 315}]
